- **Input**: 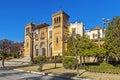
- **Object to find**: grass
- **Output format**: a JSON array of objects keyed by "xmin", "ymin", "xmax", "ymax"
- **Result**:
[
  {"xmin": 17, "ymin": 63, "xmax": 85, "ymax": 77},
  {"xmin": 87, "ymin": 62, "xmax": 120, "ymax": 74},
  {"xmin": 16, "ymin": 63, "xmax": 120, "ymax": 80}
]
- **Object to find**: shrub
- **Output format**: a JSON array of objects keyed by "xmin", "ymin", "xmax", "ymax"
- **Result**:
[
  {"xmin": 42, "ymin": 56, "xmax": 63, "ymax": 63},
  {"xmin": 11, "ymin": 52, "xmax": 19, "ymax": 58},
  {"xmin": 34, "ymin": 56, "xmax": 45, "ymax": 64},
  {"xmin": 62, "ymin": 57, "xmax": 77, "ymax": 69},
  {"xmin": 0, "ymin": 54, "xmax": 2, "ymax": 60},
  {"xmin": 87, "ymin": 61, "xmax": 120, "ymax": 74}
]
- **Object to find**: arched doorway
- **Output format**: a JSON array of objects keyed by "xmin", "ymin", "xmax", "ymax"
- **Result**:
[
  {"xmin": 49, "ymin": 42, "xmax": 52, "ymax": 56},
  {"xmin": 40, "ymin": 42, "xmax": 46, "ymax": 56},
  {"xmin": 35, "ymin": 44, "xmax": 39, "ymax": 56}
]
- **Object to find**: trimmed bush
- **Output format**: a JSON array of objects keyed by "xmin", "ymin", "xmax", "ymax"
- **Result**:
[
  {"xmin": 11, "ymin": 52, "xmax": 19, "ymax": 58},
  {"xmin": 62, "ymin": 57, "xmax": 77, "ymax": 69},
  {"xmin": 34, "ymin": 56, "xmax": 45, "ymax": 64},
  {"xmin": 87, "ymin": 61, "xmax": 120, "ymax": 74}
]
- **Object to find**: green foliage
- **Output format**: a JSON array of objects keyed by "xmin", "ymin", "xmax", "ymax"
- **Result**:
[
  {"xmin": 62, "ymin": 57, "xmax": 77, "ymax": 69},
  {"xmin": 11, "ymin": 52, "xmax": 19, "ymax": 58},
  {"xmin": 64, "ymin": 36, "xmax": 75, "ymax": 56},
  {"xmin": 65, "ymin": 35, "xmax": 98, "ymax": 57},
  {"xmin": 105, "ymin": 17, "xmax": 120, "ymax": 58},
  {"xmin": 92, "ymin": 47, "xmax": 106, "ymax": 57},
  {"xmin": 34, "ymin": 56, "xmax": 45, "ymax": 64},
  {"xmin": 44, "ymin": 56, "xmax": 62, "ymax": 63},
  {"xmin": 78, "ymin": 36, "xmax": 100, "ymax": 57},
  {"xmin": 87, "ymin": 62, "xmax": 120, "ymax": 74}
]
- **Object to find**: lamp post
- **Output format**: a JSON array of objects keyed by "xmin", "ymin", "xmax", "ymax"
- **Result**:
[
  {"xmin": 98, "ymin": 29, "xmax": 100, "ymax": 48},
  {"xmin": 102, "ymin": 18, "xmax": 110, "ymax": 26},
  {"xmin": 102, "ymin": 18, "xmax": 110, "ymax": 37},
  {"xmin": 102, "ymin": 18, "xmax": 110, "ymax": 63},
  {"xmin": 27, "ymin": 31, "xmax": 37, "ymax": 64}
]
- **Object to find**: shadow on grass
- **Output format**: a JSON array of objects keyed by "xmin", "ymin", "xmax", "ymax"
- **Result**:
[
  {"xmin": 79, "ymin": 70, "xmax": 86, "ymax": 76},
  {"xmin": 42, "ymin": 67, "xmax": 61, "ymax": 71}
]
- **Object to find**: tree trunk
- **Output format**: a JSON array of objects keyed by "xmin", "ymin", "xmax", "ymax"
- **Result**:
[
  {"xmin": 93, "ymin": 56, "xmax": 97, "ymax": 62},
  {"xmin": 83, "ymin": 56, "xmax": 85, "ymax": 64},
  {"xmin": 2, "ymin": 55, "xmax": 5, "ymax": 68},
  {"xmin": 74, "ymin": 45, "xmax": 79, "ymax": 75},
  {"xmin": 39, "ymin": 61, "xmax": 43, "ymax": 71},
  {"xmin": 106, "ymin": 55, "xmax": 109, "ymax": 63},
  {"xmin": 54, "ymin": 56, "xmax": 56, "ymax": 69},
  {"xmin": 115, "ymin": 57, "xmax": 118, "ymax": 65},
  {"xmin": 79, "ymin": 56, "xmax": 82, "ymax": 66}
]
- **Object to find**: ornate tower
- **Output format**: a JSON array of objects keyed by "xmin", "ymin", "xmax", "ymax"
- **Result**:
[
  {"xmin": 24, "ymin": 23, "xmax": 35, "ymax": 57},
  {"xmin": 52, "ymin": 11, "xmax": 69, "ymax": 56}
]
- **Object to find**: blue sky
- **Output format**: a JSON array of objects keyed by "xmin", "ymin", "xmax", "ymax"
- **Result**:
[{"xmin": 0, "ymin": 0, "xmax": 120, "ymax": 42}]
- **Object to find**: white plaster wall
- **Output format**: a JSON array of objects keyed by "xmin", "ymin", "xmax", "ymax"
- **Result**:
[
  {"xmin": 85, "ymin": 28, "xmax": 105, "ymax": 40},
  {"xmin": 70, "ymin": 22, "xmax": 84, "ymax": 36}
]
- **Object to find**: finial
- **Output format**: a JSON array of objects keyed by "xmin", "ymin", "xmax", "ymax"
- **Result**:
[{"xmin": 59, "ymin": 0, "xmax": 62, "ymax": 11}]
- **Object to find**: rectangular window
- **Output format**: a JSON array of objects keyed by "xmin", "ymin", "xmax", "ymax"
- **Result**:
[
  {"xmin": 54, "ymin": 25, "xmax": 60, "ymax": 28},
  {"xmin": 26, "ymin": 28, "xmax": 30, "ymax": 35},
  {"xmin": 34, "ymin": 33, "xmax": 38, "ymax": 41},
  {"xmin": 72, "ymin": 28, "xmax": 76, "ymax": 35},
  {"xmin": 41, "ymin": 32, "xmax": 45, "ymax": 40},
  {"xmin": 93, "ymin": 33, "xmax": 97, "ymax": 39}
]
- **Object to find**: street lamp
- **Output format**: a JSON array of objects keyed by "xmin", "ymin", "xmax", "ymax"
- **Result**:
[
  {"xmin": 102, "ymin": 18, "xmax": 110, "ymax": 38},
  {"xmin": 27, "ymin": 31, "xmax": 37, "ymax": 64},
  {"xmin": 102, "ymin": 18, "xmax": 110, "ymax": 26},
  {"xmin": 102, "ymin": 18, "xmax": 110, "ymax": 63},
  {"xmin": 98, "ymin": 29, "xmax": 101, "ymax": 48}
]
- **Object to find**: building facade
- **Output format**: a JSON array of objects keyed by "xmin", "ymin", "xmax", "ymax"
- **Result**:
[
  {"xmin": 85, "ymin": 26, "xmax": 105, "ymax": 40},
  {"xmin": 85, "ymin": 26, "xmax": 105, "ymax": 47},
  {"xmin": 24, "ymin": 11, "xmax": 84, "ymax": 57}
]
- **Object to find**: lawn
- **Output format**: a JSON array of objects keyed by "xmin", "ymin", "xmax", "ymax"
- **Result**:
[
  {"xmin": 16, "ymin": 63, "xmax": 120, "ymax": 80},
  {"xmin": 87, "ymin": 62, "xmax": 120, "ymax": 74}
]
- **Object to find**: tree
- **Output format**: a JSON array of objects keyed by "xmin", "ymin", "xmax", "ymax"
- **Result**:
[
  {"xmin": 64, "ymin": 34, "xmax": 81, "ymax": 75},
  {"xmin": 104, "ymin": 17, "xmax": 120, "ymax": 63},
  {"xmin": 92, "ymin": 46, "xmax": 106, "ymax": 62},
  {"xmin": 65, "ymin": 35, "xmax": 97, "ymax": 64},
  {"xmin": 76, "ymin": 36, "xmax": 97, "ymax": 65},
  {"xmin": 65, "ymin": 34, "xmax": 96, "ymax": 75},
  {"xmin": 0, "ymin": 39, "xmax": 12, "ymax": 67},
  {"xmin": 10, "ymin": 42, "xmax": 24, "ymax": 58}
]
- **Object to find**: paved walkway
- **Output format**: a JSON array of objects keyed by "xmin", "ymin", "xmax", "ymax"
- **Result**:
[
  {"xmin": 0, "ymin": 57, "xmax": 30, "ymax": 68},
  {"xmin": 0, "ymin": 58, "xmax": 90, "ymax": 80},
  {"xmin": 0, "ymin": 68, "xmax": 70, "ymax": 80}
]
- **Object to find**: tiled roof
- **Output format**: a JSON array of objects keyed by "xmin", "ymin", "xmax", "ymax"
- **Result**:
[
  {"xmin": 91, "ymin": 26, "xmax": 101, "ymax": 31},
  {"xmin": 34, "ymin": 23, "xmax": 49, "ymax": 30}
]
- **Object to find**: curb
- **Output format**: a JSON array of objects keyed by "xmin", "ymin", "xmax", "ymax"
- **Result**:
[
  {"xmin": 13, "ymin": 69, "xmax": 91, "ymax": 80},
  {"xmin": 13, "ymin": 69, "xmax": 24, "ymax": 72}
]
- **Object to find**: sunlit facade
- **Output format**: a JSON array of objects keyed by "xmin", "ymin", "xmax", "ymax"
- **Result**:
[{"xmin": 24, "ymin": 11, "xmax": 84, "ymax": 57}]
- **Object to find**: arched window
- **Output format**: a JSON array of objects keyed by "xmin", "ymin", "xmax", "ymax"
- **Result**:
[
  {"xmin": 40, "ymin": 42, "xmax": 46, "ymax": 56},
  {"xmin": 41, "ymin": 32, "xmax": 45, "ymax": 40},
  {"xmin": 35, "ymin": 45, "xmax": 39, "ymax": 56},
  {"xmin": 34, "ymin": 32, "xmax": 38, "ymax": 41}
]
